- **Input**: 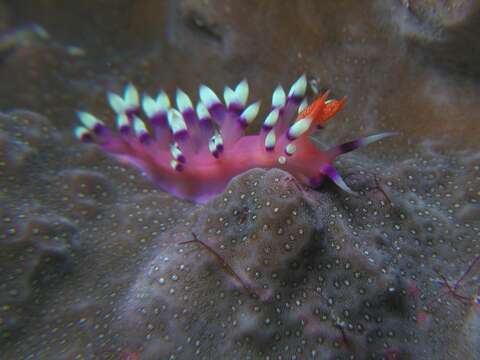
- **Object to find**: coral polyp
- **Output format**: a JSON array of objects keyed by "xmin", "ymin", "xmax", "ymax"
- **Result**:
[{"xmin": 74, "ymin": 75, "xmax": 394, "ymax": 203}]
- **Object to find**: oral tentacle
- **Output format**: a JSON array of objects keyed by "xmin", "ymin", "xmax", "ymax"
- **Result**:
[{"xmin": 320, "ymin": 163, "xmax": 356, "ymax": 195}]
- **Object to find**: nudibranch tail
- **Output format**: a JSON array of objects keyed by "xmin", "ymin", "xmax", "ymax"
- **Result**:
[{"xmin": 74, "ymin": 74, "xmax": 394, "ymax": 203}]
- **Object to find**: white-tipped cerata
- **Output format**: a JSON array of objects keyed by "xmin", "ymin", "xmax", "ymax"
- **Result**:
[
  {"xmin": 298, "ymin": 98, "xmax": 308, "ymax": 114},
  {"xmin": 170, "ymin": 143, "xmax": 185, "ymax": 163},
  {"xmin": 142, "ymin": 95, "xmax": 161, "ymax": 118},
  {"xmin": 132, "ymin": 116, "xmax": 149, "ymax": 141},
  {"xmin": 199, "ymin": 85, "xmax": 221, "ymax": 108},
  {"xmin": 264, "ymin": 129, "xmax": 276, "ymax": 151},
  {"xmin": 272, "ymin": 85, "xmax": 286, "ymax": 108},
  {"xmin": 74, "ymin": 126, "xmax": 90, "ymax": 140},
  {"xmin": 208, "ymin": 131, "xmax": 223, "ymax": 157},
  {"xmin": 235, "ymin": 79, "xmax": 249, "ymax": 106},
  {"xmin": 116, "ymin": 113, "xmax": 130, "ymax": 131},
  {"xmin": 208, "ymin": 137, "xmax": 217, "ymax": 154},
  {"xmin": 196, "ymin": 102, "xmax": 210, "ymax": 121},
  {"xmin": 239, "ymin": 101, "xmax": 260, "ymax": 125},
  {"xmin": 223, "ymin": 86, "xmax": 236, "ymax": 108},
  {"xmin": 285, "ymin": 143, "xmax": 296, "ymax": 156},
  {"xmin": 287, "ymin": 117, "xmax": 312, "ymax": 140},
  {"xmin": 214, "ymin": 132, "xmax": 223, "ymax": 150},
  {"xmin": 288, "ymin": 74, "xmax": 307, "ymax": 98},
  {"xmin": 170, "ymin": 159, "xmax": 183, "ymax": 172},
  {"xmin": 167, "ymin": 109, "xmax": 187, "ymax": 135},
  {"xmin": 263, "ymin": 108, "xmax": 280, "ymax": 129},
  {"xmin": 108, "ymin": 92, "xmax": 128, "ymax": 114},
  {"xmin": 124, "ymin": 83, "xmax": 139, "ymax": 108},
  {"xmin": 176, "ymin": 89, "xmax": 194, "ymax": 113},
  {"xmin": 156, "ymin": 91, "xmax": 171, "ymax": 111},
  {"xmin": 77, "ymin": 111, "xmax": 104, "ymax": 130}
]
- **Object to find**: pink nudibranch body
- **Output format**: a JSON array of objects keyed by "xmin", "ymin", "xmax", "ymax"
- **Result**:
[{"xmin": 75, "ymin": 75, "xmax": 394, "ymax": 203}]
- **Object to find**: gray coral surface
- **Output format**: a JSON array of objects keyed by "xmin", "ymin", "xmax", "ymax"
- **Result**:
[{"xmin": 1, "ymin": 111, "xmax": 478, "ymax": 359}]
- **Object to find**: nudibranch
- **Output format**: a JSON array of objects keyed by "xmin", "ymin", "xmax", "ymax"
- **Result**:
[{"xmin": 74, "ymin": 75, "xmax": 394, "ymax": 203}]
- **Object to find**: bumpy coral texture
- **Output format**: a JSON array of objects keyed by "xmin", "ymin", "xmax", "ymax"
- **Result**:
[
  {"xmin": 1, "ymin": 111, "xmax": 478, "ymax": 359},
  {"xmin": 74, "ymin": 75, "xmax": 393, "ymax": 203}
]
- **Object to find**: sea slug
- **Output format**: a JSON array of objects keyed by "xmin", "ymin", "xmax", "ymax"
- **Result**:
[{"xmin": 74, "ymin": 75, "xmax": 394, "ymax": 203}]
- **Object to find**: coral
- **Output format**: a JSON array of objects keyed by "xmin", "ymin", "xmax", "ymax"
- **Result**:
[
  {"xmin": 0, "ymin": 110, "xmax": 197, "ymax": 358},
  {"xmin": 106, "ymin": 147, "xmax": 479, "ymax": 359},
  {"xmin": 0, "ymin": 111, "xmax": 79, "ymax": 338},
  {"xmin": 0, "ymin": 108, "xmax": 478, "ymax": 359},
  {"xmin": 74, "ymin": 76, "xmax": 394, "ymax": 203},
  {"xmin": 386, "ymin": 0, "xmax": 480, "ymax": 77}
]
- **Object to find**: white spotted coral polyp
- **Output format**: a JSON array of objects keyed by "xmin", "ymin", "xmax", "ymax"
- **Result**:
[{"xmin": 74, "ymin": 75, "xmax": 394, "ymax": 203}]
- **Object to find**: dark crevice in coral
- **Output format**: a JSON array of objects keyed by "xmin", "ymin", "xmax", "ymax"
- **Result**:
[{"xmin": 184, "ymin": 10, "xmax": 223, "ymax": 44}]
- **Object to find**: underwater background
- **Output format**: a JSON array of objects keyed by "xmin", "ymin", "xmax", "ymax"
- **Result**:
[{"xmin": 0, "ymin": 1, "xmax": 479, "ymax": 359}]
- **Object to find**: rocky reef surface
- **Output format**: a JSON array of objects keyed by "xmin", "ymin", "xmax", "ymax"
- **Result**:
[
  {"xmin": 1, "ymin": 110, "xmax": 478, "ymax": 359},
  {"xmin": 0, "ymin": 0, "xmax": 479, "ymax": 359}
]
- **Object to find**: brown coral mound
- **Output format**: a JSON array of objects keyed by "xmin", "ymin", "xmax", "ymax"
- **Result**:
[{"xmin": 114, "ymin": 160, "xmax": 480, "ymax": 359}]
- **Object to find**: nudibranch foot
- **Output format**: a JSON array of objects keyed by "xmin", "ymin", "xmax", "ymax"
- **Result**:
[{"xmin": 74, "ymin": 75, "xmax": 395, "ymax": 203}]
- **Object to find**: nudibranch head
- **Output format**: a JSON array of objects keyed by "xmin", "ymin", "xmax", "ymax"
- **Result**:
[{"xmin": 74, "ymin": 75, "xmax": 395, "ymax": 203}]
